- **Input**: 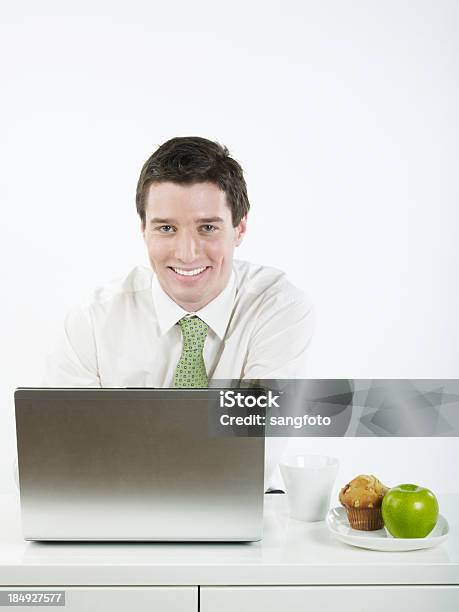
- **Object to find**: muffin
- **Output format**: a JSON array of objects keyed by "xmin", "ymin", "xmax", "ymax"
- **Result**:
[{"xmin": 339, "ymin": 475, "xmax": 389, "ymax": 531}]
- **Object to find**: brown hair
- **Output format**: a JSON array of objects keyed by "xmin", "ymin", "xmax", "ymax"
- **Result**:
[{"xmin": 136, "ymin": 136, "xmax": 250, "ymax": 227}]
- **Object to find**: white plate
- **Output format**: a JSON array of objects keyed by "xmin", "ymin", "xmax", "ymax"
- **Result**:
[{"xmin": 326, "ymin": 507, "xmax": 449, "ymax": 552}]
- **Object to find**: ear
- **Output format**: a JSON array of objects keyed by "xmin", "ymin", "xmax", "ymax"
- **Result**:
[
  {"xmin": 235, "ymin": 214, "xmax": 248, "ymax": 247},
  {"xmin": 141, "ymin": 218, "xmax": 146, "ymax": 241}
]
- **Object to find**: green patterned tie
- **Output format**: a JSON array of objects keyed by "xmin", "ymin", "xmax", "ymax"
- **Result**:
[{"xmin": 172, "ymin": 316, "xmax": 209, "ymax": 388}]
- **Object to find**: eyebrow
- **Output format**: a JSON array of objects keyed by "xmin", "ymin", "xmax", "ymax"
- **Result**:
[
  {"xmin": 150, "ymin": 216, "xmax": 225, "ymax": 224},
  {"xmin": 196, "ymin": 217, "xmax": 225, "ymax": 223},
  {"xmin": 150, "ymin": 218, "xmax": 176, "ymax": 224}
]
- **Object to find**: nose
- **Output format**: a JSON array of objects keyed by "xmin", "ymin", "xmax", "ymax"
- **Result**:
[{"xmin": 174, "ymin": 230, "xmax": 200, "ymax": 264}]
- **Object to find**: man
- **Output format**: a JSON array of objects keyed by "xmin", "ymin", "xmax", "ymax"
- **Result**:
[{"xmin": 44, "ymin": 136, "xmax": 314, "ymax": 486}]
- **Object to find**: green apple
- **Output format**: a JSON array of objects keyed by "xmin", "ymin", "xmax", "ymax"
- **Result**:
[{"xmin": 382, "ymin": 484, "xmax": 439, "ymax": 538}]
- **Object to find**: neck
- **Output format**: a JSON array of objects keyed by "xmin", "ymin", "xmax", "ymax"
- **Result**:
[{"xmin": 175, "ymin": 297, "xmax": 210, "ymax": 313}]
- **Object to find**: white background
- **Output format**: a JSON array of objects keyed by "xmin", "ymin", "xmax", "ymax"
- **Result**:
[{"xmin": 1, "ymin": 1, "xmax": 458, "ymax": 496}]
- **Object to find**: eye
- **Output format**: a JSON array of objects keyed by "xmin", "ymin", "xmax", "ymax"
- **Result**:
[
  {"xmin": 200, "ymin": 224, "xmax": 217, "ymax": 233},
  {"xmin": 157, "ymin": 225, "xmax": 175, "ymax": 233}
]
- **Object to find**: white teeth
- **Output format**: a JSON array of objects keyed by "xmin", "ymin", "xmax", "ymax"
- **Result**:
[{"xmin": 172, "ymin": 266, "xmax": 206, "ymax": 277}]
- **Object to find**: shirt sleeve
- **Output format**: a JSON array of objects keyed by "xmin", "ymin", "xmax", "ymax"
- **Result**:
[
  {"xmin": 42, "ymin": 306, "xmax": 101, "ymax": 387},
  {"xmin": 243, "ymin": 292, "xmax": 314, "ymax": 380}
]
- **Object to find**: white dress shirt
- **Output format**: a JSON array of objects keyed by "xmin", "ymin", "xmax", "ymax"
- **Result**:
[{"xmin": 43, "ymin": 259, "xmax": 314, "ymax": 488}]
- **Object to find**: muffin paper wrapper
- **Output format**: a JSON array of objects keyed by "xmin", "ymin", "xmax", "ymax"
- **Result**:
[{"xmin": 345, "ymin": 507, "xmax": 384, "ymax": 531}]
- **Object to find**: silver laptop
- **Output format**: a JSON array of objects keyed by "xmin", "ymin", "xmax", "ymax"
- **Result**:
[{"xmin": 14, "ymin": 388, "xmax": 265, "ymax": 542}]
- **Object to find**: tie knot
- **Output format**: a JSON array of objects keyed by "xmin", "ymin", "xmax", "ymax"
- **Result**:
[{"xmin": 177, "ymin": 316, "xmax": 208, "ymax": 351}]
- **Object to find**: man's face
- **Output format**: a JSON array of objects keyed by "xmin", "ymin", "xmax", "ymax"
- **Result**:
[{"xmin": 142, "ymin": 181, "xmax": 247, "ymax": 312}]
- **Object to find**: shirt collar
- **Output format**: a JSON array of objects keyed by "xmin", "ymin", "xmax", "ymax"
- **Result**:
[{"xmin": 151, "ymin": 270, "xmax": 236, "ymax": 340}]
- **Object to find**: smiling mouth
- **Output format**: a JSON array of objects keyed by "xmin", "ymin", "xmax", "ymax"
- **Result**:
[{"xmin": 169, "ymin": 266, "xmax": 209, "ymax": 277}]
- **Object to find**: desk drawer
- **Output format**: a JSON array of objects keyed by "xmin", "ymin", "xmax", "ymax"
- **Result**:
[
  {"xmin": 201, "ymin": 586, "xmax": 459, "ymax": 612},
  {"xmin": 0, "ymin": 587, "xmax": 197, "ymax": 611}
]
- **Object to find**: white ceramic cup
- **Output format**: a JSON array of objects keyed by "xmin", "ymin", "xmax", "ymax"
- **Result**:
[{"xmin": 280, "ymin": 454, "xmax": 339, "ymax": 522}]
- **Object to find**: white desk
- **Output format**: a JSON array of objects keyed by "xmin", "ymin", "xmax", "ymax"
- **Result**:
[{"xmin": 1, "ymin": 492, "xmax": 458, "ymax": 611}]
